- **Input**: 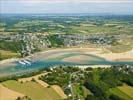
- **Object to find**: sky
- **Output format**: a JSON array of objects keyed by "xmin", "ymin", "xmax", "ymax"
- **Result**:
[{"xmin": 0, "ymin": 0, "xmax": 133, "ymax": 14}]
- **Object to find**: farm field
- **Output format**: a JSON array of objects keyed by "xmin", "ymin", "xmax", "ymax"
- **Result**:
[
  {"xmin": 0, "ymin": 84, "xmax": 24, "ymax": 100},
  {"xmin": 118, "ymin": 84, "xmax": 133, "ymax": 98},
  {"xmin": 110, "ymin": 84, "xmax": 133, "ymax": 100},
  {"xmin": 2, "ymin": 80, "xmax": 63, "ymax": 100}
]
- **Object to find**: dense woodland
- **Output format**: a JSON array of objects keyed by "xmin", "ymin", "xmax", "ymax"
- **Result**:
[{"xmin": 84, "ymin": 66, "xmax": 133, "ymax": 100}]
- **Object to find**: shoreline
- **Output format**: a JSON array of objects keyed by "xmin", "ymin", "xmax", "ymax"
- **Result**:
[{"xmin": 0, "ymin": 47, "xmax": 133, "ymax": 67}]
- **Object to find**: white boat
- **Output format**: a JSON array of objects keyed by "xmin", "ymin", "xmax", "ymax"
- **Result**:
[
  {"xmin": 18, "ymin": 61, "xmax": 26, "ymax": 65},
  {"xmin": 23, "ymin": 60, "xmax": 31, "ymax": 65}
]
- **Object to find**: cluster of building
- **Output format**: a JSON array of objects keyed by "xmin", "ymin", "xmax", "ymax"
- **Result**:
[
  {"xmin": 20, "ymin": 33, "xmax": 51, "ymax": 56},
  {"xmin": 0, "ymin": 32, "xmax": 126, "ymax": 57},
  {"xmin": 57, "ymin": 34, "xmax": 117, "ymax": 47},
  {"xmin": 0, "ymin": 32, "xmax": 51, "ymax": 56}
]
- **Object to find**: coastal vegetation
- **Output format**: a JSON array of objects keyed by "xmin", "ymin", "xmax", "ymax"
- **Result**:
[
  {"xmin": 84, "ymin": 66, "xmax": 133, "ymax": 100},
  {"xmin": 0, "ymin": 65, "xmax": 133, "ymax": 100},
  {"xmin": 38, "ymin": 65, "xmax": 133, "ymax": 100},
  {"xmin": 0, "ymin": 67, "xmax": 50, "ymax": 82},
  {"xmin": 0, "ymin": 50, "xmax": 20, "ymax": 60}
]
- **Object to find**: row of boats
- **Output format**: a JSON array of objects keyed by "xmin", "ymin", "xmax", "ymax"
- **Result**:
[{"xmin": 17, "ymin": 60, "xmax": 32, "ymax": 66}]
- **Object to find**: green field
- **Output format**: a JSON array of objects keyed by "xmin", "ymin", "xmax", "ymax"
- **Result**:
[
  {"xmin": 2, "ymin": 80, "xmax": 62, "ymax": 100},
  {"xmin": 71, "ymin": 22, "xmax": 133, "ymax": 35},
  {"xmin": 118, "ymin": 84, "xmax": 133, "ymax": 98},
  {"xmin": 82, "ymin": 86, "xmax": 92, "ymax": 98},
  {"xmin": 0, "ymin": 50, "xmax": 20, "ymax": 60},
  {"xmin": 110, "ymin": 84, "xmax": 133, "ymax": 100},
  {"xmin": 72, "ymin": 83, "xmax": 92, "ymax": 100}
]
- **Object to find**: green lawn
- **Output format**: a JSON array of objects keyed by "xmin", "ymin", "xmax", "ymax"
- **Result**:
[
  {"xmin": 2, "ymin": 80, "xmax": 62, "ymax": 100},
  {"xmin": 110, "ymin": 85, "xmax": 133, "ymax": 100},
  {"xmin": 72, "ymin": 83, "xmax": 92, "ymax": 100}
]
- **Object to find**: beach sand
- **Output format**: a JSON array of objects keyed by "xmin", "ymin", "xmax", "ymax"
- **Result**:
[
  {"xmin": 99, "ymin": 50, "xmax": 133, "ymax": 61},
  {"xmin": 0, "ymin": 48, "xmax": 133, "ymax": 68}
]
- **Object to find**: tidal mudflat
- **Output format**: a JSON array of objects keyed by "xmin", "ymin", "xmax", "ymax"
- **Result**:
[{"xmin": 0, "ymin": 48, "xmax": 133, "ymax": 77}]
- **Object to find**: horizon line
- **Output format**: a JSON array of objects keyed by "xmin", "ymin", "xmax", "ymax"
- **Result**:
[{"xmin": 1, "ymin": 13, "xmax": 133, "ymax": 16}]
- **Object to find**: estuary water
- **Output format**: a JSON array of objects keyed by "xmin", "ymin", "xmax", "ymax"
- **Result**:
[{"xmin": 0, "ymin": 53, "xmax": 133, "ymax": 77}]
